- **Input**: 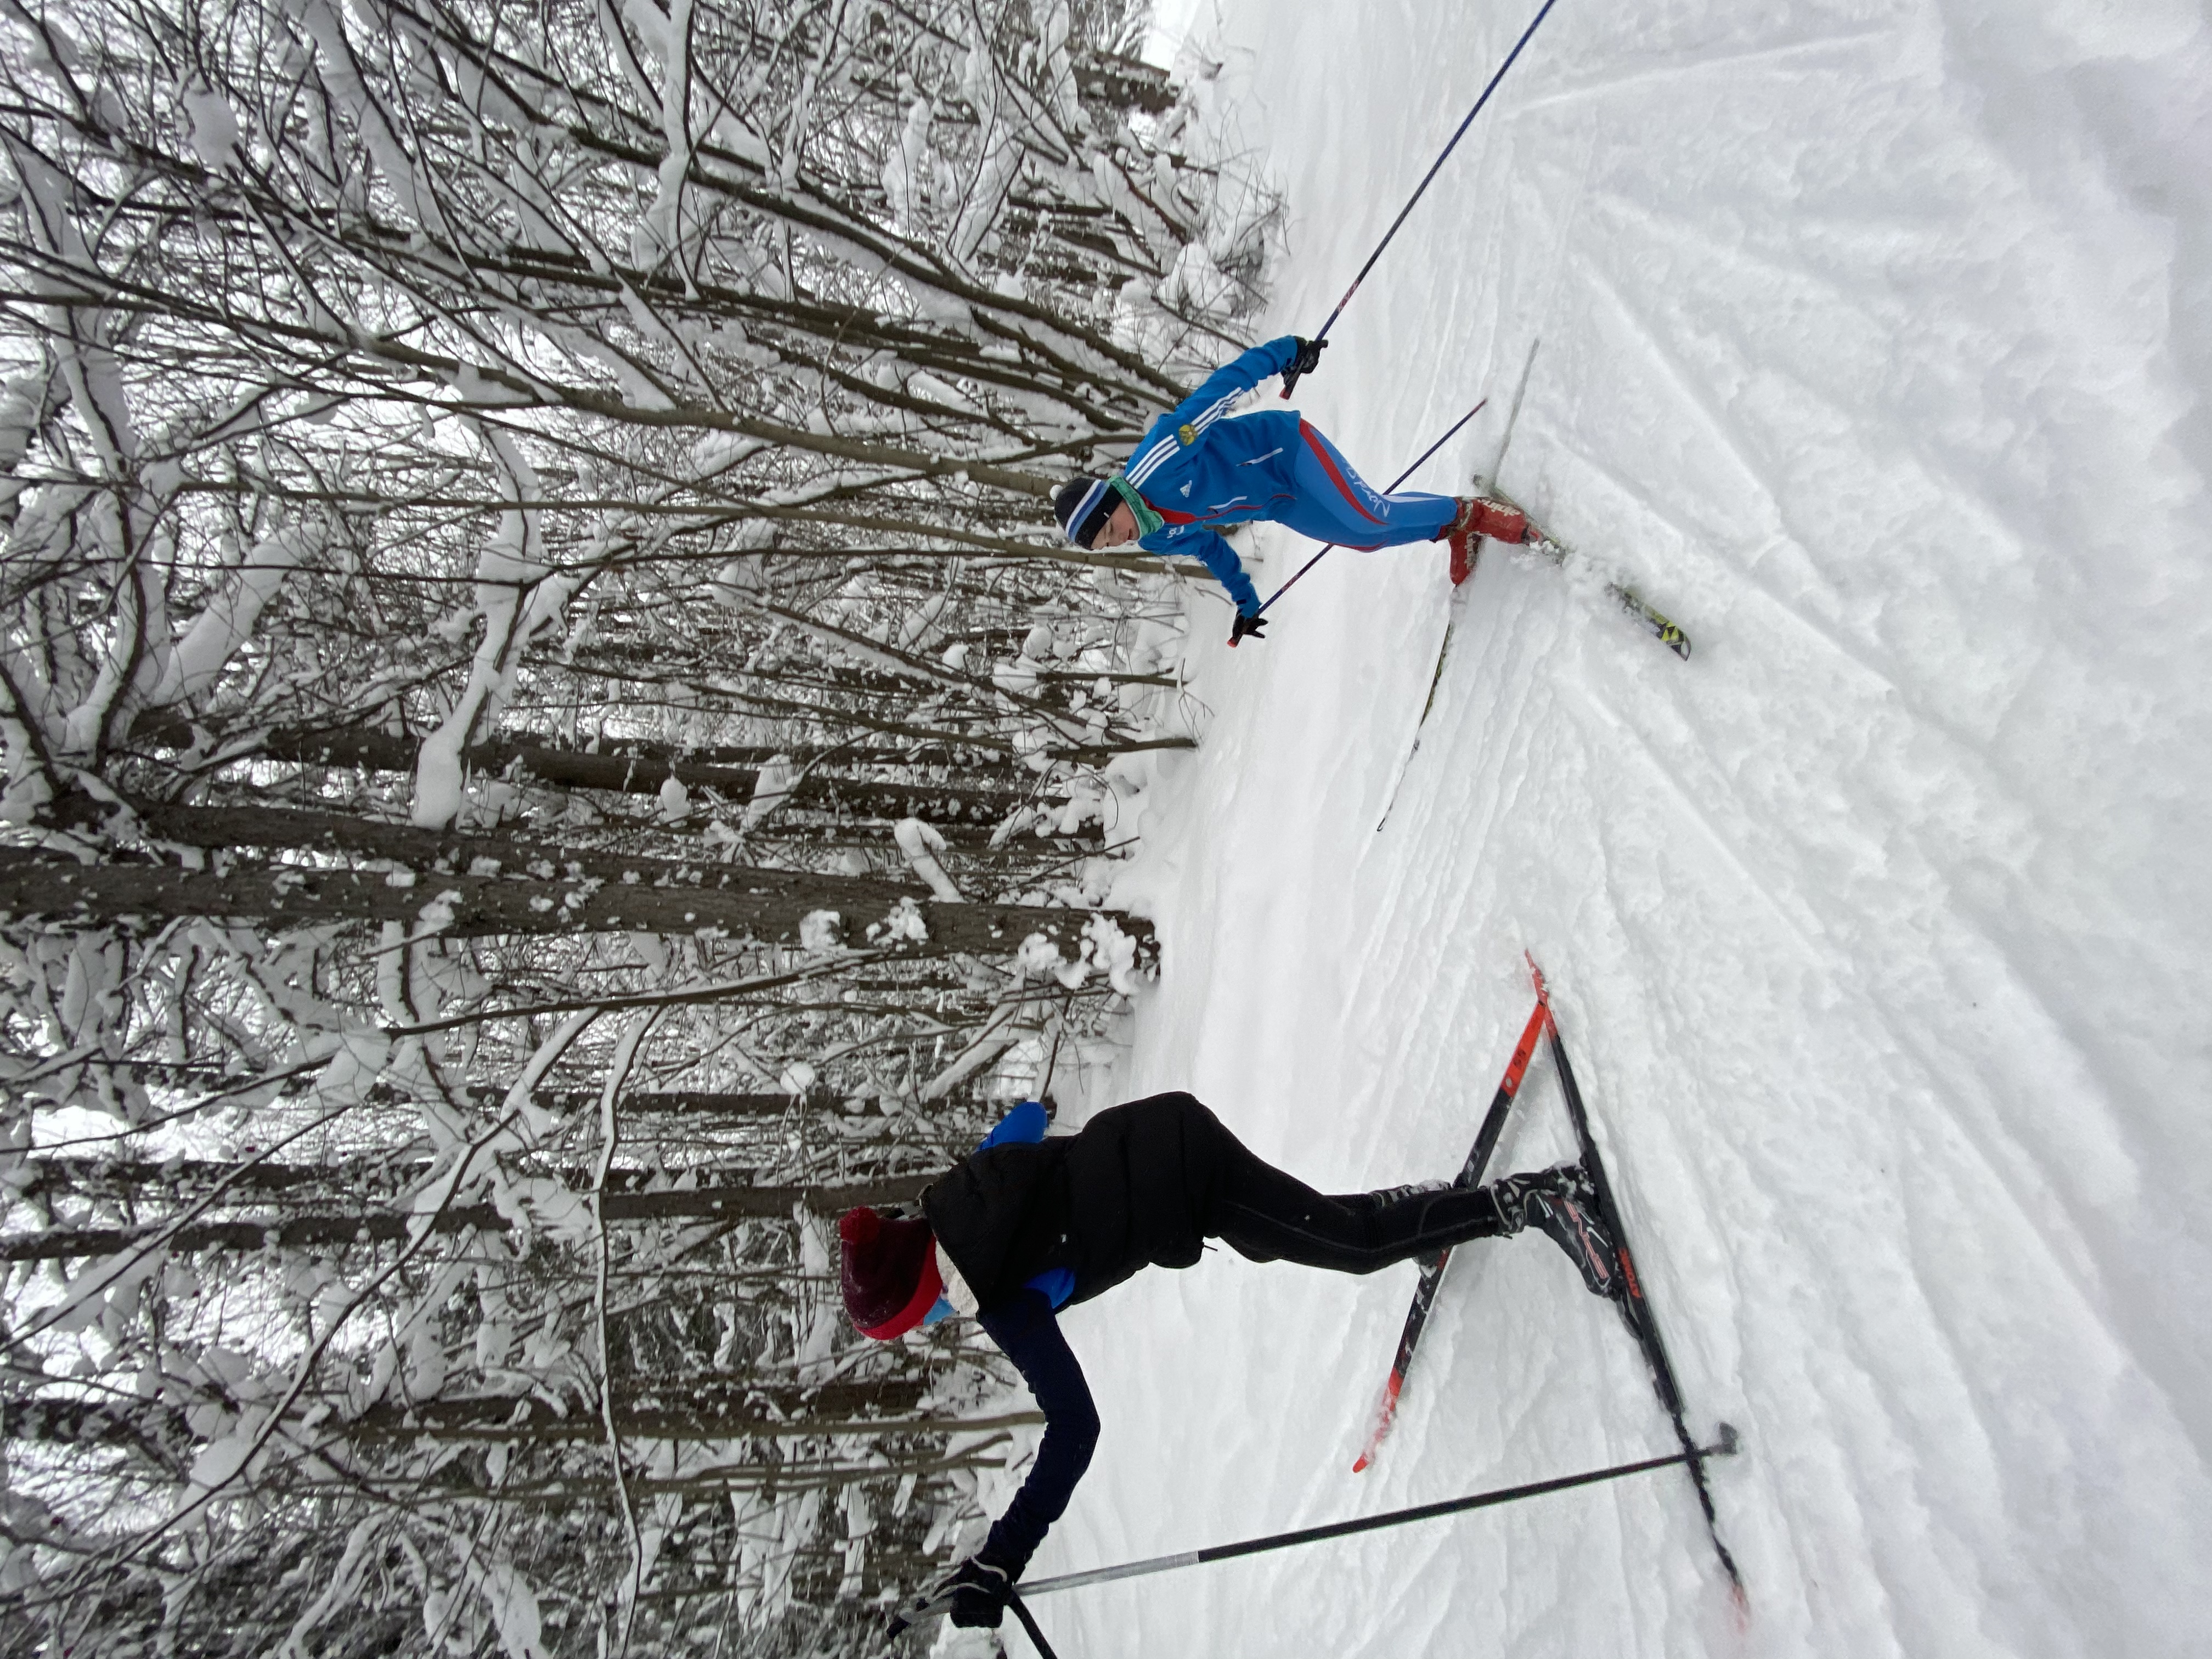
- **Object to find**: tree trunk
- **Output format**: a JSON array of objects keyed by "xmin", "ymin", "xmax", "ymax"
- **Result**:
[
  {"xmin": 129, "ymin": 716, "xmax": 1053, "ymax": 828},
  {"xmin": 0, "ymin": 1176, "xmax": 930, "ymax": 1261},
  {"xmin": 2, "ymin": 1376, "xmax": 1030, "ymax": 1448},
  {"xmin": 11, "ymin": 1152, "xmax": 780, "ymax": 1203},
  {"xmin": 0, "ymin": 837, "xmax": 1149, "ymax": 957}
]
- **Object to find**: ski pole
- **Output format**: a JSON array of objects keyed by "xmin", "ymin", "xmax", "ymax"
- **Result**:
[
  {"xmin": 1006, "ymin": 1593, "xmax": 1060, "ymax": 1659},
  {"xmin": 1229, "ymin": 396, "xmax": 1487, "ymax": 646},
  {"xmin": 1278, "ymin": 0, "xmax": 1567, "ymax": 401},
  {"xmin": 1019, "ymin": 1428, "xmax": 1740, "ymax": 1600}
]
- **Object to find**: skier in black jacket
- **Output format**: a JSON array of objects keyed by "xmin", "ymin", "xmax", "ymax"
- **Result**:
[{"xmin": 843, "ymin": 1092, "xmax": 1622, "ymax": 1631}]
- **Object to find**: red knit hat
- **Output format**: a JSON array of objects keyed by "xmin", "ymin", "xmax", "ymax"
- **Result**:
[{"xmin": 839, "ymin": 1207, "xmax": 941, "ymax": 1340}]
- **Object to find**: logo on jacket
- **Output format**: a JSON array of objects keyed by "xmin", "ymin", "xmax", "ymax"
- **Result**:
[
  {"xmin": 1181, "ymin": 481, "xmax": 1192, "ymax": 496},
  {"xmin": 1177, "ymin": 422, "xmax": 1196, "ymax": 445}
]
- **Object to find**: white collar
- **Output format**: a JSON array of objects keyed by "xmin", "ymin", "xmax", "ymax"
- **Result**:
[{"xmin": 934, "ymin": 1240, "xmax": 979, "ymax": 1318}]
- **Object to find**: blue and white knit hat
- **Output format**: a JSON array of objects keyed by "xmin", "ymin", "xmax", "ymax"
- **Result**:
[{"xmin": 1053, "ymin": 476, "xmax": 1116, "ymax": 549}]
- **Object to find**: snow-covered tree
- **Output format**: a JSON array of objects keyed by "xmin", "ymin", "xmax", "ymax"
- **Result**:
[{"xmin": 0, "ymin": 0, "xmax": 1277, "ymax": 1650}]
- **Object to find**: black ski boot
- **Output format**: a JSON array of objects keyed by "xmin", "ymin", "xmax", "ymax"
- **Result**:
[{"xmin": 1488, "ymin": 1163, "xmax": 1622, "ymax": 1298}]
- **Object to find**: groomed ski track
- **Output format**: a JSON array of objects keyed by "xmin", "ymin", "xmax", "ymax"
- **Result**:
[{"xmin": 1002, "ymin": 2, "xmax": 2212, "ymax": 1657}]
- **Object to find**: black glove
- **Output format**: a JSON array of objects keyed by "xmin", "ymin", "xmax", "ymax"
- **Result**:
[
  {"xmin": 945, "ymin": 1554, "xmax": 1012, "ymax": 1629},
  {"xmin": 1289, "ymin": 336, "xmax": 1327, "ymax": 378},
  {"xmin": 1228, "ymin": 611, "xmax": 1269, "ymax": 645}
]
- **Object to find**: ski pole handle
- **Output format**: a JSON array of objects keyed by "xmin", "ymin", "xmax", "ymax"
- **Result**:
[
  {"xmin": 1283, "ymin": 302, "xmax": 1351, "ymax": 398},
  {"xmin": 1279, "ymin": 328, "xmax": 1333, "ymax": 400}
]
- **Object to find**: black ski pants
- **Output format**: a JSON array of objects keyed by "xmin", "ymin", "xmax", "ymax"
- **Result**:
[{"xmin": 1203, "ymin": 1127, "xmax": 1513, "ymax": 1273}]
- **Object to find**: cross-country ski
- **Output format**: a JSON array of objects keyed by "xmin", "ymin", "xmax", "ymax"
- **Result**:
[
  {"xmin": 1528, "ymin": 955, "xmax": 1746, "ymax": 1604},
  {"xmin": 1349, "ymin": 995, "xmax": 1550, "ymax": 1472},
  {"xmin": 1514, "ymin": 521, "xmax": 1694, "ymax": 660}
]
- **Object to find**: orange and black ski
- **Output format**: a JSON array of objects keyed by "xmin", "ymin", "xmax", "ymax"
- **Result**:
[{"xmin": 1351, "ymin": 996, "xmax": 1550, "ymax": 1471}]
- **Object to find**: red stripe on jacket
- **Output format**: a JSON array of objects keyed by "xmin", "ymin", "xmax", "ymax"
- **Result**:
[{"xmin": 1299, "ymin": 420, "xmax": 1385, "ymax": 524}]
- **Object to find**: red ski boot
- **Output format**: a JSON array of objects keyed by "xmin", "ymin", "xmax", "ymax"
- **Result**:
[{"xmin": 1443, "ymin": 496, "xmax": 1533, "ymax": 585}]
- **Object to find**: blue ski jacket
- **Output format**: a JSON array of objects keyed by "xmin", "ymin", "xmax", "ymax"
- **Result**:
[{"xmin": 1121, "ymin": 337, "xmax": 1311, "ymax": 616}]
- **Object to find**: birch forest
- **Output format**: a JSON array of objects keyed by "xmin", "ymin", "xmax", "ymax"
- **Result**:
[{"xmin": 0, "ymin": 0, "xmax": 1274, "ymax": 1650}]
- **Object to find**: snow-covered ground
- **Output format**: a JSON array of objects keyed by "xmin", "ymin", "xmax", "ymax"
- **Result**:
[{"xmin": 1019, "ymin": 2, "xmax": 2212, "ymax": 1655}]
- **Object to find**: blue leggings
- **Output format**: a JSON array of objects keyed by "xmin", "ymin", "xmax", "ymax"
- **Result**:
[{"xmin": 1277, "ymin": 420, "xmax": 1458, "ymax": 549}]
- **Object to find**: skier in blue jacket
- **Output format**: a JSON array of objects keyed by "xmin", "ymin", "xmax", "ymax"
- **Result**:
[{"xmin": 1053, "ymin": 336, "xmax": 1537, "ymax": 639}]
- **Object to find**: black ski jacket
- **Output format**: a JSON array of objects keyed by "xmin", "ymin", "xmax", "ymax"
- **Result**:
[
  {"xmin": 918, "ymin": 1093, "xmax": 1228, "ymax": 1578},
  {"xmin": 922, "ymin": 1092, "xmax": 1224, "ymax": 1311}
]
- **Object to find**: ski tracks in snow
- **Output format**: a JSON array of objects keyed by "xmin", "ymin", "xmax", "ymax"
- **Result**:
[{"xmin": 1068, "ymin": 2, "xmax": 2212, "ymax": 1656}]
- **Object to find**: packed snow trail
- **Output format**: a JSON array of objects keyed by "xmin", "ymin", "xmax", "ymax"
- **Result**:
[{"xmin": 990, "ymin": 1, "xmax": 2212, "ymax": 1656}]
